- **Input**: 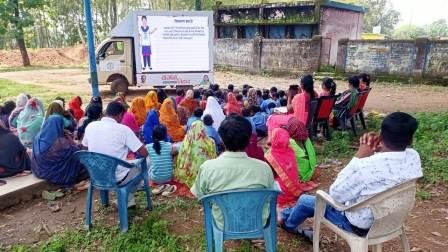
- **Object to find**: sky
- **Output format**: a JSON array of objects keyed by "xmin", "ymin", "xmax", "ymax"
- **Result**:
[{"xmin": 390, "ymin": 0, "xmax": 448, "ymax": 26}]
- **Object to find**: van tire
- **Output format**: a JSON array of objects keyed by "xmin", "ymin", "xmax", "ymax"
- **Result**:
[{"xmin": 111, "ymin": 79, "xmax": 129, "ymax": 94}]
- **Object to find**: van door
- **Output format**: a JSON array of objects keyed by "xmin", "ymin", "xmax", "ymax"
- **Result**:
[{"xmin": 97, "ymin": 40, "xmax": 131, "ymax": 84}]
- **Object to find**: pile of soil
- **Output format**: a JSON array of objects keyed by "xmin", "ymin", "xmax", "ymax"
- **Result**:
[{"xmin": 0, "ymin": 44, "xmax": 88, "ymax": 67}]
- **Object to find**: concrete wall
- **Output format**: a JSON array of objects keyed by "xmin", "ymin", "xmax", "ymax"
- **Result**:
[
  {"xmin": 336, "ymin": 39, "xmax": 448, "ymax": 78},
  {"xmin": 319, "ymin": 7, "xmax": 363, "ymax": 65},
  {"xmin": 214, "ymin": 36, "xmax": 322, "ymax": 73}
]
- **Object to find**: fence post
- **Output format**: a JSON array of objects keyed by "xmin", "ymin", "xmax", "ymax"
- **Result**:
[
  {"xmin": 413, "ymin": 37, "xmax": 430, "ymax": 77},
  {"xmin": 252, "ymin": 37, "xmax": 262, "ymax": 74}
]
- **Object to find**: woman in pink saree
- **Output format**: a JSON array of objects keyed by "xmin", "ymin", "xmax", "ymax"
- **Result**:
[{"xmin": 265, "ymin": 128, "xmax": 316, "ymax": 207}]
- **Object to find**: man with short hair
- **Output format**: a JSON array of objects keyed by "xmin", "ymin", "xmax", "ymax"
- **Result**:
[
  {"xmin": 191, "ymin": 115, "xmax": 274, "ymax": 228},
  {"xmin": 82, "ymin": 101, "xmax": 148, "ymax": 207},
  {"xmin": 280, "ymin": 112, "xmax": 422, "ymax": 239}
]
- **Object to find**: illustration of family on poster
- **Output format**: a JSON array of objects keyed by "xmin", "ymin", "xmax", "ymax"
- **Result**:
[{"xmin": 139, "ymin": 15, "xmax": 157, "ymax": 72}]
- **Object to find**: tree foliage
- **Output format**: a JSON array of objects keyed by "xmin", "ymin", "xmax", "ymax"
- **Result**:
[
  {"xmin": 392, "ymin": 19, "xmax": 448, "ymax": 39},
  {"xmin": 359, "ymin": 0, "xmax": 400, "ymax": 35}
]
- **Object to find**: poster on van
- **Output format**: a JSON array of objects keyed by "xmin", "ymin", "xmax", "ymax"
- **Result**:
[{"xmin": 137, "ymin": 15, "xmax": 210, "ymax": 73}]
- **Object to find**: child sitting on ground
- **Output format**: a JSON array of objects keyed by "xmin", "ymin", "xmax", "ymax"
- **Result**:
[
  {"xmin": 147, "ymin": 125, "xmax": 177, "ymax": 196},
  {"xmin": 250, "ymin": 105, "xmax": 268, "ymax": 137},
  {"xmin": 236, "ymin": 94, "xmax": 244, "ymax": 107},
  {"xmin": 203, "ymin": 114, "xmax": 224, "ymax": 154},
  {"xmin": 320, "ymin": 77, "xmax": 337, "ymax": 97},
  {"xmin": 187, "ymin": 108, "xmax": 203, "ymax": 131}
]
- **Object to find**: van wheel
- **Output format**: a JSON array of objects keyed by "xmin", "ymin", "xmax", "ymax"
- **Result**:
[{"xmin": 111, "ymin": 78, "xmax": 129, "ymax": 94}]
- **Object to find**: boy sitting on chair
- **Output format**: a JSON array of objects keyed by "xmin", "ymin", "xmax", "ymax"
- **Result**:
[{"xmin": 280, "ymin": 112, "xmax": 422, "ymax": 239}]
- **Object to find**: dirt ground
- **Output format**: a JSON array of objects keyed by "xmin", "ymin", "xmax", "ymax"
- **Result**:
[
  {"xmin": 1, "ymin": 68, "xmax": 448, "ymax": 113},
  {"xmin": 0, "ymin": 46, "xmax": 87, "ymax": 67}
]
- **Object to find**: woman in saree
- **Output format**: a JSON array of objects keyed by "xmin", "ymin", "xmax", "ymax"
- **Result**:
[
  {"xmin": 178, "ymin": 90, "xmax": 199, "ymax": 114},
  {"xmin": 9, "ymin": 93, "xmax": 29, "ymax": 129},
  {"xmin": 31, "ymin": 116, "xmax": 87, "ymax": 187},
  {"xmin": 44, "ymin": 101, "xmax": 76, "ymax": 132},
  {"xmin": 0, "ymin": 120, "xmax": 31, "ymax": 178},
  {"xmin": 175, "ymin": 121, "xmax": 216, "ymax": 187},
  {"xmin": 287, "ymin": 75, "xmax": 317, "ymax": 125},
  {"xmin": 143, "ymin": 109, "xmax": 171, "ymax": 144},
  {"xmin": 16, "ymin": 98, "xmax": 45, "ymax": 148},
  {"xmin": 265, "ymin": 128, "xmax": 315, "ymax": 207},
  {"xmin": 202, "ymin": 96, "xmax": 225, "ymax": 131},
  {"xmin": 224, "ymin": 92, "xmax": 242, "ymax": 116},
  {"xmin": 144, "ymin": 90, "xmax": 160, "ymax": 112},
  {"xmin": 68, "ymin": 96, "xmax": 84, "ymax": 122},
  {"xmin": 159, "ymin": 98, "xmax": 185, "ymax": 142},
  {"xmin": 129, "ymin": 97, "xmax": 147, "ymax": 126},
  {"xmin": 176, "ymin": 105, "xmax": 189, "ymax": 125},
  {"xmin": 245, "ymin": 88, "xmax": 258, "ymax": 108}
]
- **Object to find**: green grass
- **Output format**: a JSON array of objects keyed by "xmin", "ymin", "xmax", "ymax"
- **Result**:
[
  {"xmin": 0, "ymin": 79, "xmax": 79, "ymax": 107},
  {"xmin": 0, "ymin": 65, "xmax": 86, "ymax": 73}
]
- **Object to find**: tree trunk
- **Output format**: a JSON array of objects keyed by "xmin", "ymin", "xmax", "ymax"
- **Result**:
[
  {"xmin": 11, "ymin": 0, "xmax": 30, "ymax": 66},
  {"xmin": 111, "ymin": 0, "xmax": 118, "ymax": 28}
]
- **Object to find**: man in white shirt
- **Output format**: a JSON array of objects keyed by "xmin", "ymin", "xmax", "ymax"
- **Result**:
[
  {"xmin": 280, "ymin": 112, "xmax": 422, "ymax": 239},
  {"xmin": 82, "ymin": 101, "xmax": 148, "ymax": 207}
]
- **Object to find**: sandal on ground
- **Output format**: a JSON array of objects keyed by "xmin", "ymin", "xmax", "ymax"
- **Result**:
[
  {"xmin": 151, "ymin": 184, "xmax": 169, "ymax": 195},
  {"xmin": 161, "ymin": 185, "xmax": 177, "ymax": 197}
]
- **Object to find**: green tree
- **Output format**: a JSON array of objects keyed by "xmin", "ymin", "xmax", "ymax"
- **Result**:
[
  {"xmin": 360, "ymin": 0, "xmax": 400, "ymax": 35},
  {"xmin": 392, "ymin": 24, "xmax": 426, "ymax": 39},
  {"xmin": 426, "ymin": 19, "xmax": 448, "ymax": 39},
  {"xmin": 0, "ymin": 0, "xmax": 45, "ymax": 66}
]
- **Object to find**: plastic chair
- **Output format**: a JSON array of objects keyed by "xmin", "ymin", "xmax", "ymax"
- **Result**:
[
  {"xmin": 313, "ymin": 178, "xmax": 419, "ymax": 252},
  {"xmin": 199, "ymin": 189, "xmax": 280, "ymax": 252},
  {"xmin": 306, "ymin": 99, "xmax": 319, "ymax": 136},
  {"xmin": 355, "ymin": 88, "xmax": 372, "ymax": 130},
  {"xmin": 339, "ymin": 91, "xmax": 365, "ymax": 136},
  {"xmin": 312, "ymin": 95, "xmax": 339, "ymax": 140},
  {"xmin": 73, "ymin": 151, "xmax": 152, "ymax": 232}
]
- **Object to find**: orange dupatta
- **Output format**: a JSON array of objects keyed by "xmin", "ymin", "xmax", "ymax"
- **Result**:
[
  {"xmin": 144, "ymin": 91, "xmax": 160, "ymax": 112},
  {"xmin": 129, "ymin": 97, "xmax": 146, "ymax": 126},
  {"xmin": 159, "ymin": 98, "xmax": 185, "ymax": 142}
]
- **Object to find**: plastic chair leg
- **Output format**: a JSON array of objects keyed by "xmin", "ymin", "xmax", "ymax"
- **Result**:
[
  {"xmin": 313, "ymin": 198, "xmax": 325, "ymax": 252},
  {"xmin": 400, "ymin": 226, "xmax": 411, "ymax": 252},
  {"xmin": 263, "ymin": 226, "xmax": 276, "ymax": 252},
  {"xmin": 84, "ymin": 185, "xmax": 93, "ymax": 230},
  {"xmin": 350, "ymin": 117, "xmax": 357, "ymax": 136},
  {"xmin": 142, "ymin": 175, "xmax": 152, "ymax": 210},
  {"xmin": 359, "ymin": 111, "xmax": 367, "ymax": 130},
  {"xmin": 117, "ymin": 189, "xmax": 129, "ymax": 232},
  {"xmin": 100, "ymin": 190, "xmax": 109, "ymax": 207},
  {"xmin": 213, "ymin": 228, "xmax": 224, "ymax": 252},
  {"xmin": 324, "ymin": 121, "xmax": 331, "ymax": 140},
  {"xmin": 348, "ymin": 240, "xmax": 368, "ymax": 252}
]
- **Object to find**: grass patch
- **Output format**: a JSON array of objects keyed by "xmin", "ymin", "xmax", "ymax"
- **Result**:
[
  {"xmin": 0, "ymin": 65, "xmax": 86, "ymax": 73},
  {"xmin": 0, "ymin": 79, "xmax": 80, "ymax": 107}
]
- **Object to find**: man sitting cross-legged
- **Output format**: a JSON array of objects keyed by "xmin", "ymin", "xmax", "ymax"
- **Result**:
[
  {"xmin": 191, "ymin": 115, "xmax": 275, "ymax": 229},
  {"xmin": 280, "ymin": 112, "xmax": 422, "ymax": 239},
  {"xmin": 82, "ymin": 101, "xmax": 149, "ymax": 207}
]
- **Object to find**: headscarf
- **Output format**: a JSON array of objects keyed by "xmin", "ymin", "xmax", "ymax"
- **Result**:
[
  {"xmin": 159, "ymin": 98, "xmax": 185, "ymax": 142},
  {"xmin": 31, "ymin": 115, "xmax": 83, "ymax": 187},
  {"xmin": 129, "ymin": 97, "xmax": 146, "ymax": 126},
  {"xmin": 68, "ymin": 96, "xmax": 84, "ymax": 121},
  {"xmin": 246, "ymin": 88, "xmax": 258, "ymax": 107},
  {"xmin": 45, "ymin": 102, "xmax": 67, "ymax": 121},
  {"xmin": 115, "ymin": 92, "xmax": 129, "ymax": 110},
  {"xmin": 157, "ymin": 89, "xmax": 168, "ymax": 104},
  {"xmin": 121, "ymin": 111, "xmax": 140, "ymax": 133},
  {"xmin": 16, "ymin": 98, "xmax": 45, "ymax": 148},
  {"xmin": 144, "ymin": 91, "xmax": 160, "ymax": 111},
  {"xmin": 8, "ymin": 93, "xmax": 29, "ymax": 128},
  {"xmin": 202, "ymin": 96, "xmax": 225, "ymax": 131},
  {"xmin": 143, "ymin": 110, "xmax": 161, "ymax": 144},
  {"xmin": 224, "ymin": 92, "xmax": 242, "ymax": 116},
  {"xmin": 177, "ymin": 106, "xmax": 189, "ymax": 125},
  {"xmin": 77, "ymin": 104, "xmax": 102, "ymax": 140},
  {"xmin": 0, "ymin": 121, "xmax": 31, "ymax": 178},
  {"xmin": 175, "ymin": 121, "xmax": 216, "ymax": 187},
  {"xmin": 265, "ymin": 128, "xmax": 303, "ymax": 205},
  {"xmin": 285, "ymin": 117, "xmax": 308, "ymax": 141},
  {"xmin": 178, "ymin": 90, "xmax": 199, "ymax": 114}
]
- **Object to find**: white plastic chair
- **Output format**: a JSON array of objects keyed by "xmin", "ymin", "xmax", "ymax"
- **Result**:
[{"xmin": 313, "ymin": 178, "xmax": 419, "ymax": 252}]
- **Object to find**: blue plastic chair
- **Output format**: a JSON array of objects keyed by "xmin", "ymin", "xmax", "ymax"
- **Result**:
[
  {"xmin": 199, "ymin": 189, "xmax": 280, "ymax": 252},
  {"xmin": 73, "ymin": 151, "xmax": 152, "ymax": 232}
]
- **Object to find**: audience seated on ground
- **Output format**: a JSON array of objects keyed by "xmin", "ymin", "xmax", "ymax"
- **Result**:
[
  {"xmin": 129, "ymin": 97, "xmax": 147, "ymax": 127},
  {"xmin": 0, "ymin": 120, "xmax": 31, "ymax": 178},
  {"xmin": 32, "ymin": 115, "xmax": 87, "ymax": 187},
  {"xmin": 44, "ymin": 101, "xmax": 76, "ymax": 132},
  {"xmin": 76, "ymin": 103, "xmax": 102, "ymax": 141},
  {"xmin": 176, "ymin": 105, "xmax": 189, "ymax": 126},
  {"xmin": 174, "ymin": 88, "xmax": 185, "ymax": 106},
  {"xmin": 224, "ymin": 92, "xmax": 242, "ymax": 116},
  {"xmin": 320, "ymin": 77, "xmax": 337, "ymax": 97},
  {"xmin": 203, "ymin": 114, "xmax": 223, "ymax": 154},
  {"xmin": 288, "ymin": 75, "xmax": 317, "ymax": 125},
  {"xmin": 186, "ymin": 108, "xmax": 203, "ymax": 131},
  {"xmin": 179, "ymin": 90, "xmax": 198, "ymax": 115},
  {"xmin": 17, "ymin": 98, "xmax": 45, "ymax": 148},
  {"xmin": 68, "ymin": 96, "xmax": 84, "ymax": 122},
  {"xmin": 144, "ymin": 90, "xmax": 160, "ymax": 112},
  {"xmin": 0, "ymin": 100, "xmax": 16, "ymax": 129},
  {"xmin": 202, "ymin": 96, "xmax": 225, "ymax": 131},
  {"xmin": 146, "ymin": 125, "xmax": 177, "ymax": 196},
  {"xmin": 159, "ymin": 98, "xmax": 185, "ymax": 142},
  {"xmin": 250, "ymin": 105, "xmax": 268, "ymax": 137},
  {"xmin": 82, "ymin": 101, "xmax": 149, "ymax": 207},
  {"xmin": 9, "ymin": 93, "xmax": 29, "ymax": 129},
  {"xmin": 279, "ymin": 112, "xmax": 422, "ymax": 241},
  {"xmin": 143, "ymin": 109, "xmax": 169, "ymax": 144},
  {"xmin": 191, "ymin": 115, "xmax": 275, "ymax": 229},
  {"xmin": 333, "ymin": 75, "xmax": 360, "ymax": 128},
  {"xmin": 176, "ymin": 120, "xmax": 216, "ymax": 188}
]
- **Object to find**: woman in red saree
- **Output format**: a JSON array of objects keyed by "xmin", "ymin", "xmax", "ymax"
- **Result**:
[
  {"xmin": 224, "ymin": 92, "xmax": 242, "ymax": 116},
  {"xmin": 178, "ymin": 90, "xmax": 198, "ymax": 114},
  {"xmin": 265, "ymin": 128, "xmax": 315, "ymax": 207}
]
